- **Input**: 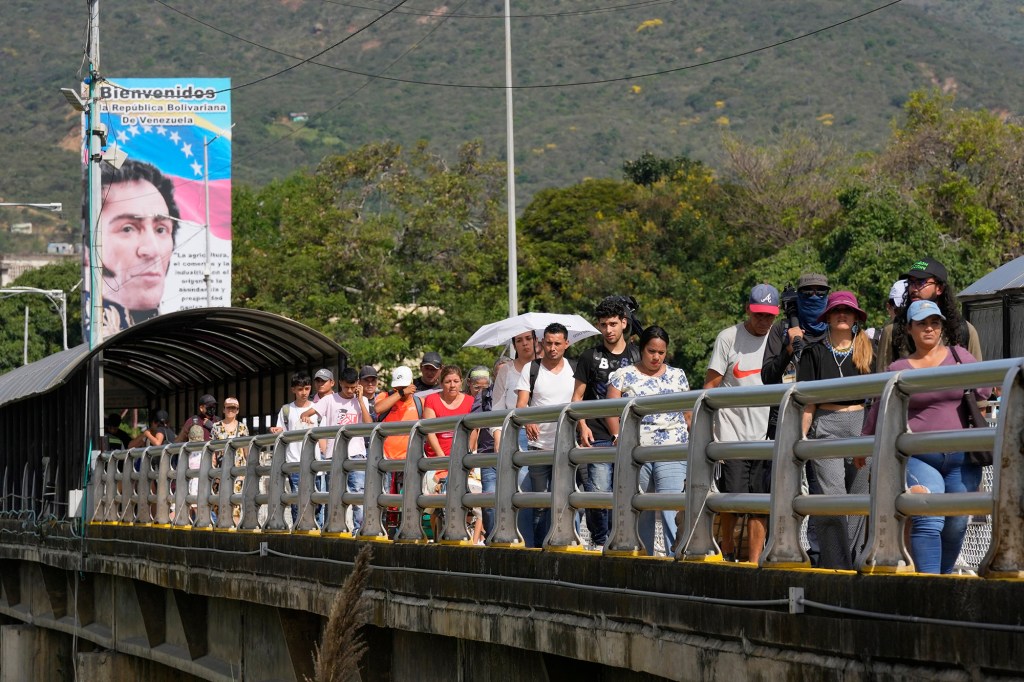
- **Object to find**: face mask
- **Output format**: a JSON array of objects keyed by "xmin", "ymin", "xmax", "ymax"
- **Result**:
[{"xmin": 797, "ymin": 291, "xmax": 829, "ymax": 335}]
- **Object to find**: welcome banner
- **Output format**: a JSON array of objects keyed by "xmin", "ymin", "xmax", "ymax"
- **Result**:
[{"xmin": 82, "ymin": 77, "xmax": 231, "ymax": 338}]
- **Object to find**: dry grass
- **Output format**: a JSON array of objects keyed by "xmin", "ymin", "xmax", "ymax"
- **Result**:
[{"xmin": 308, "ymin": 545, "xmax": 374, "ymax": 682}]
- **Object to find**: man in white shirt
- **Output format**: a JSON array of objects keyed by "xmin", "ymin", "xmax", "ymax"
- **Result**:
[
  {"xmin": 304, "ymin": 367, "xmax": 371, "ymax": 529},
  {"xmin": 516, "ymin": 323, "xmax": 576, "ymax": 547},
  {"xmin": 703, "ymin": 284, "xmax": 778, "ymax": 562},
  {"xmin": 270, "ymin": 372, "xmax": 317, "ymax": 526}
]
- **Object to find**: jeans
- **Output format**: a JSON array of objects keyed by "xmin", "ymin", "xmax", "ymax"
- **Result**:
[
  {"xmin": 585, "ymin": 441, "xmax": 614, "ymax": 546},
  {"xmin": 481, "ymin": 464, "xmax": 496, "ymax": 537},
  {"xmin": 315, "ymin": 473, "xmax": 329, "ymax": 528},
  {"xmin": 288, "ymin": 472, "xmax": 300, "ymax": 527},
  {"xmin": 906, "ymin": 452, "xmax": 981, "ymax": 574},
  {"xmin": 527, "ymin": 462, "xmax": 551, "ymax": 548},
  {"xmin": 348, "ymin": 469, "xmax": 365, "ymax": 532},
  {"xmin": 638, "ymin": 461, "xmax": 687, "ymax": 556}
]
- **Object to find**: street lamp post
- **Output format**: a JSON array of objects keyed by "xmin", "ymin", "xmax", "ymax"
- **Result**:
[
  {"xmin": 0, "ymin": 287, "xmax": 70, "ymax": 358},
  {"xmin": 0, "ymin": 203, "xmax": 63, "ymax": 212}
]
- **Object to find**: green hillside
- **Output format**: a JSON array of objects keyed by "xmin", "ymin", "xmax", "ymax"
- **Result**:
[{"xmin": 1, "ymin": 0, "xmax": 1022, "ymax": 236}]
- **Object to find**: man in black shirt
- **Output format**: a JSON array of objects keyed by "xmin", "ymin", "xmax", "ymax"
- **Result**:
[{"xmin": 572, "ymin": 297, "xmax": 640, "ymax": 549}]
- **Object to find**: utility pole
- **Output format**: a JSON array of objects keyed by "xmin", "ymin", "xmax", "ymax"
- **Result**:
[
  {"xmin": 504, "ymin": 0, "xmax": 518, "ymax": 318},
  {"xmin": 87, "ymin": 0, "xmax": 103, "ymax": 349}
]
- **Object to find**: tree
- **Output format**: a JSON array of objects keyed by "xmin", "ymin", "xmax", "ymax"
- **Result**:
[{"xmin": 232, "ymin": 141, "xmax": 509, "ymax": 370}]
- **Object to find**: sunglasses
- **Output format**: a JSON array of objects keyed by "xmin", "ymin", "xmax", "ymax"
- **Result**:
[{"xmin": 799, "ymin": 288, "xmax": 829, "ymax": 297}]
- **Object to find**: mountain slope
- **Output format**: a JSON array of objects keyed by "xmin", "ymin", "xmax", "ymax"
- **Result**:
[{"xmin": 1, "ymin": 0, "xmax": 1022, "ymax": 231}]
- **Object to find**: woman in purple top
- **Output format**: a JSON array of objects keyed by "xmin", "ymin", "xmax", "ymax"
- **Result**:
[{"xmin": 863, "ymin": 299, "xmax": 990, "ymax": 573}]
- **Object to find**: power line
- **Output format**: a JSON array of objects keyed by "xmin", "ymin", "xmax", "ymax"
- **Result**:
[
  {"xmin": 317, "ymin": 0, "xmax": 680, "ymax": 19},
  {"xmin": 151, "ymin": 0, "xmax": 904, "ymax": 91},
  {"xmin": 229, "ymin": 0, "xmax": 473, "ymax": 166},
  {"xmin": 151, "ymin": 0, "xmax": 412, "ymax": 94}
]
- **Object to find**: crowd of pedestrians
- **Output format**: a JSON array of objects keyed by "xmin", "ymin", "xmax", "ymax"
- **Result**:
[{"xmin": 118, "ymin": 255, "xmax": 990, "ymax": 574}]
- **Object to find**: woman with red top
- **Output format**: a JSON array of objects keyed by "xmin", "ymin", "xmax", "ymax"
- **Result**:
[
  {"xmin": 422, "ymin": 365, "xmax": 474, "ymax": 537},
  {"xmin": 423, "ymin": 365, "xmax": 474, "ymax": 460}
]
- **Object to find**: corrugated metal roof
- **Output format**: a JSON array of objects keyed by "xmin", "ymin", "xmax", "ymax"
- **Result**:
[
  {"xmin": 0, "ymin": 308, "xmax": 347, "ymax": 408},
  {"xmin": 960, "ymin": 256, "xmax": 1024, "ymax": 300}
]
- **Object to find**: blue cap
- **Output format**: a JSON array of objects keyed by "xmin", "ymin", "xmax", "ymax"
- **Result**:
[
  {"xmin": 907, "ymin": 299, "xmax": 945, "ymax": 322},
  {"xmin": 748, "ymin": 284, "xmax": 780, "ymax": 315}
]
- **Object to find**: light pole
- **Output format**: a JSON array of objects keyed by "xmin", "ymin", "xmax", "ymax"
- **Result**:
[
  {"xmin": 0, "ymin": 287, "xmax": 70, "ymax": 359},
  {"xmin": 504, "ymin": 0, "xmax": 518, "ymax": 318}
]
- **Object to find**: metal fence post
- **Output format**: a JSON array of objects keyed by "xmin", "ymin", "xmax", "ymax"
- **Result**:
[
  {"xmin": 545, "ymin": 406, "xmax": 584, "ymax": 550},
  {"xmin": 762, "ymin": 387, "xmax": 811, "ymax": 568},
  {"xmin": 324, "ymin": 426, "xmax": 352, "ymax": 537},
  {"xmin": 86, "ymin": 452, "xmax": 104, "ymax": 523},
  {"xmin": 857, "ymin": 372, "xmax": 913, "ymax": 573},
  {"xmin": 154, "ymin": 445, "xmax": 172, "ymax": 526},
  {"xmin": 171, "ymin": 445, "xmax": 192, "ymax": 528},
  {"xmin": 194, "ymin": 442, "xmax": 215, "ymax": 529},
  {"xmin": 264, "ymin": 436, "xmax": 290, "ymax": 532},
  {"xmin": 135, "ymin": 449, "xmax": 153, "ymax": 525},
  {"xmin": 293, "ymin": 433, "xmax": 319, "ymax": 533},
  {"xmin": 440, "ymin": 420, "xmax": 474, "ymax": 545},
  {"xmin": 214, "ymin": 439, "xmax": 234, "ymax": 530},
  {"xmin": 396, "ymin": 424, "xmax": 428, "ymax": 543},
  {"xmin": 359, "ymin": 429, "xmax": 389, "ymax": 540},
  {"xmin": 606, "ymin": 399, "xmax": 644, "ymax": 556},
  {"xmin": 238, "ymin": 442, "xmax": 262, "ymax": 531},
  {"xmin": 490, "ymin": 411, "xmax": 525, "ymax": 546},
  {"xmin": 678, "ymin": 394, "xmax": 719, "ymax": 561},
  {"xmin": 980, "ymin": 364, "xmax": 1024, "ymax": 578}
]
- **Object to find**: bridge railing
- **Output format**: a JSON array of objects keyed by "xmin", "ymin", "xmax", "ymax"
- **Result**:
[{"xmin": 88, "ymin": 358, "xmax": 1024, "ymax": 578}]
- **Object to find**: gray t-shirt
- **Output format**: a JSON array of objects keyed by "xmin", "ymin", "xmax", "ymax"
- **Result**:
[{"xmin": 707, "ymin": 322, "xmax": 770, "ymax": 442}]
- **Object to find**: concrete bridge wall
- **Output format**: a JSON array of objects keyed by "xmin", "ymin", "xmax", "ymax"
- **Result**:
[{"xmin": 2, "ymin": 523, "xmax": 1022, "ymax": 681}]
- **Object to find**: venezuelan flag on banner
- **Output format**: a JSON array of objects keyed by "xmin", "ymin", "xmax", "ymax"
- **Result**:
[{"xmin": 82, "ymin": 77, "xmax": 231, "ymax": 338}]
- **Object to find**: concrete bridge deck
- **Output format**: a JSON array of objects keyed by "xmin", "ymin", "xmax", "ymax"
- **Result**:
[{"xmin": 2, "ymin": 520, "xmax": 1022, "ymax": 681}]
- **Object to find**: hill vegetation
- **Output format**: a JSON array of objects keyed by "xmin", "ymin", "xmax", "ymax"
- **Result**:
[{"xmin": 1, "ymin": 0, "xmax": 1022, "ymax": 229}]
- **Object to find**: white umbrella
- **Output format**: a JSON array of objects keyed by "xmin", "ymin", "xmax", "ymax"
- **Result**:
[{"xmin": 463, "ymin": 312, "xmax": 600, "ymax": 348}]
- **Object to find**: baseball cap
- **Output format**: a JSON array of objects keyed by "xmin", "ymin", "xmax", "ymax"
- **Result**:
[
  {"xmin": 888, "ymin": 279, "xmax": 908, "ymax": 304},
  {"xmin": 199, "ymin": 394, "xmax": 216, "ymax": 407},
  {"xmin": 421, "ymin": 351, "xmax": 443, "ymax": 368},
  {"xmin": 224, "ymin": 397, "xmax": 239, "ymax": 408},
  {"xmin": 907, "ymin": 299, "xmax": 946, "ymax": 322},
  {"xmin": 391, "ymin": 366, "xmax": 413, "ymax": 388},
  {"xmin": 817, "ymin": 291, "xmax": 867, "ymax": 322},
  {"xmin": 748, "ymin": 284, "xmax": 780, "ymax": 315},
  {"xmin": 903, "ymin": 257, "xmax": 948, "ymax": 283},
  {"xmin": 797, "ymin": 273, "xmax": 829, "ymax": 290},
  {"xmin": 154, "ymin": 409, "xmax": 169, "ymax": 423},
  {"xmin": 359, "ymin": 365, "xmax": 378, "ymax": 380},
  {"xmin": 314, "ymin": 368, "xmax": 334, "ymax": 382}
]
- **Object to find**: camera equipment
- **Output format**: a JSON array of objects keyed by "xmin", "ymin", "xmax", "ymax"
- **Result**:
[{"xmin": 781, "ymin": 284, "xmax": 804, "ymax": 359}]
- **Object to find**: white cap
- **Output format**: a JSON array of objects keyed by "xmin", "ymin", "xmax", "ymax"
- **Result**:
[
  {"xmin": 391, "ymin": 366, "xmax": 413, "ymax": 388},
  {"xmin": 888, "ymin": 279, "xmax": 907, "ymax": 304}
]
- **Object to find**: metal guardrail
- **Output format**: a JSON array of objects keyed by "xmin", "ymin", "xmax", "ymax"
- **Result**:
[{"xmin": 87, "ymin": 358, "xmax": 1024, "ymax": 578}]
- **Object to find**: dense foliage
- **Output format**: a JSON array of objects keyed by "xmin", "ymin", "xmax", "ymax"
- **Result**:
[{"xmin": 2, "ymin": 92, "xmax": 1019, "ymax": 379}]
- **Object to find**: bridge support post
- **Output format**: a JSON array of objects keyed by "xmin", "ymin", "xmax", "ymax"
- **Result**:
[
  {"xmin": 606, "ymin": 399, "xmax": 644, "ymax": 555},
  {"xmin": 489, "ymin": 412, "xmax": 525, "ymax": 546},
  {"xmin": 981, "ymin": 363, "xmax": 1024, "ymax": 578},
  {"xmin": 857, "ymin": 372, "xmax": 914, "ymax": 573},
  {"xmin": 762, "ymin": 387, "xmax": 811, "ymax": 568},
  {"xmin": 0, "ymin": 624, "xmax": 72, "ymax": 682},
  {"xmin": 679, "ymin": 394, "xmax": 720, "ymax": 561},
  {"xmin": 544, "ymin": 406, "xmax": 584, "ymax": 550}
]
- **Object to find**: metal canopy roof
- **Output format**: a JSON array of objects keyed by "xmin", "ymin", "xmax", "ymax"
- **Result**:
[
  {"xmin": 0, "ymin": 308, "xmax": 347, "ymax": 409},
  {"xmin": 959, "ymin": 256, "xmax": 1024, "ymax": 300}
]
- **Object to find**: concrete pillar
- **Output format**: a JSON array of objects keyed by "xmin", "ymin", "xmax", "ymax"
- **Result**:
[
  {"xmin": 75, "ymin": 651, "xmax": 204, "ymax": 681},
  {"xmin": 0, "ymin": 624, "xmax": 72, "ymax": 682}
]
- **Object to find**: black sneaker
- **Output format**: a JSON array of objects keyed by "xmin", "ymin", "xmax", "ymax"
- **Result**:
[{"xmin": 722, "ymin": 552, "xmax": 737, "ymax": 562}]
